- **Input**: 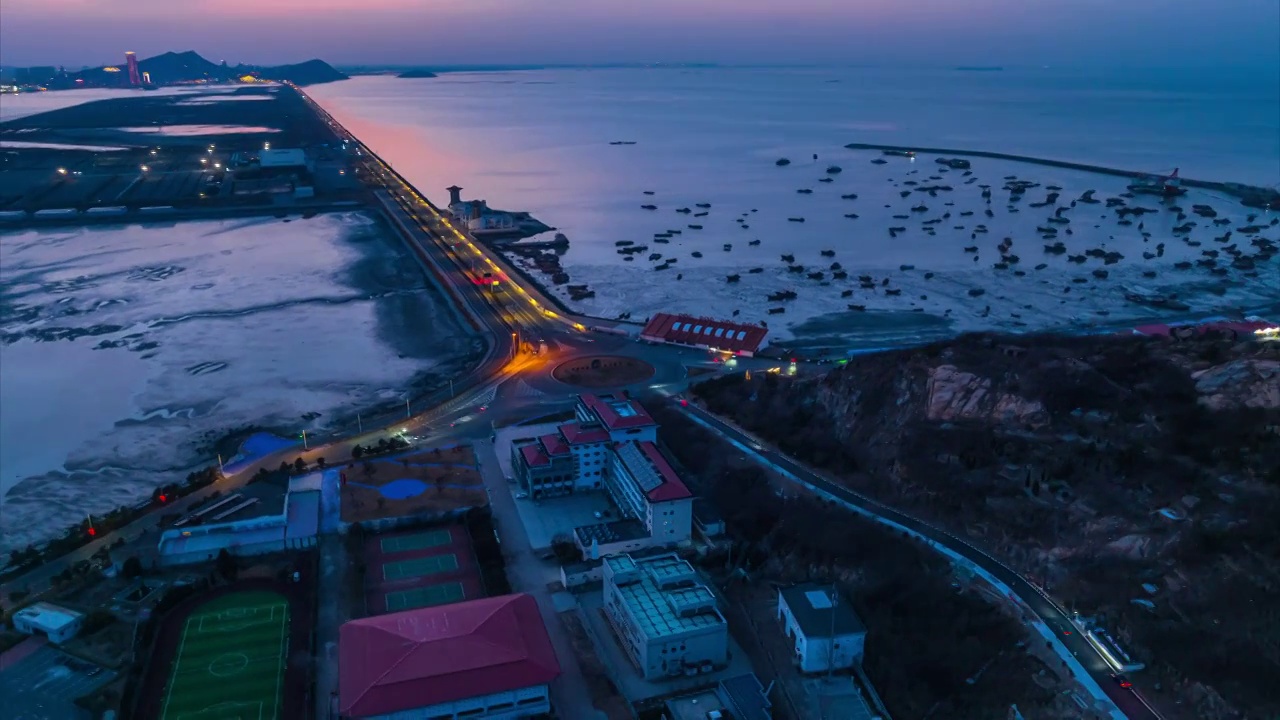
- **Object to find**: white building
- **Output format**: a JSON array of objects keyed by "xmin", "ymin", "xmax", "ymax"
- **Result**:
[
  {"xmin": 258, "ymin": 148, "xmax": 307, "ymax": 169},
  {"xmin": 156, "ymin": 474, "xmax": 320, "ymax": 566},
  {"xmin": 604, "ymin": 440, "xmax": 693, "ymax": 547},
  {"xmin": 12, "ymin": 602, "xmax": 84, "ymax": 644},
  {"xmin": 777, "ymin": 583, "xmax": 866, "ymax": 673},
  {"xmin": 603, "ymin": 553, "xmax": 728, "ymax": 681}
]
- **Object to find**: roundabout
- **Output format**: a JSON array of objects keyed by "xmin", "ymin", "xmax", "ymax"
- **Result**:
[{"xmin": 551, "ymin": 355, "xmax": 656, "ymax": 388}]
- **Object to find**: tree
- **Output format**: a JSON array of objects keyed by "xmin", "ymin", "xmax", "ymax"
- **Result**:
[
  {"xmin": 215, "ymin": 549, "xmax": 238, "ymax": 581},
  {"xmin": 122, "ymin": 555, "xmax": 143, "ymax": 579},
  {"xmin": 352, "ymin": 444, "xmax": 365, "ymax": 460},
  {"xmin": 80, "ymin": 609, "xmax": 116, "ymax": 636},
  {"xmin": 316, "ymin": 457, "xmax": 327, "ymax": 469},
  {"xmin": 279, "ymin": 461, "xmax": 290, "ymax": 474},
  {"xmin": 293, "ymin": 457, "xmax": 306, "ymax": 474}
]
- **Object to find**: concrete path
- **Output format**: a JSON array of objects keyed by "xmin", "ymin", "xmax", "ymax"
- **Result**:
[{"xmin": 472, "ymin": 438, "xmax": 606, "ymax": 720}]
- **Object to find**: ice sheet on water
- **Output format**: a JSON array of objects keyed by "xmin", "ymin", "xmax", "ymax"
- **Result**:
[{"xmin": 0, "ymin": 212, "xmax": 467, "ymax": 552}]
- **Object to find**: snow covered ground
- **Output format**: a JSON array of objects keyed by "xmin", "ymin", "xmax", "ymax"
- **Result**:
[
  {"xmin": 0, "ymin": 211, "xmax": 470, "ymax": 551},
  {"xmin": 0, "ymin": 86, "xmax": 228, "ymax": 122}
]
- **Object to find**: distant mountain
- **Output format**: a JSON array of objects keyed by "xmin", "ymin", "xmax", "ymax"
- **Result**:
[
  {"xmin": 68, "ymin": 50, "xmax": 347, "ymax": 87},
  {"xmin": 138, "ymin": 50, "xmax": 222, "ymax": 81},
  {"xmin": 397, "ymin": 69, "xmax": 438, "ymax": 79},
  {"xmin": 266, "ymin": 59, "xmax": 347, "ymax": 85}
]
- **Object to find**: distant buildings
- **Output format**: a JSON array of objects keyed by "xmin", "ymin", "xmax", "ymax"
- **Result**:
[
  {"xmin": 125, "ymin": 51, "xmax": 141, "ymax": 86},
  {"xmin": 777, "ymin": 582, "xmax": 866, "ymax": 673},
  {"xmin": 510, "ymin": 394, "xmax": 694, "ymax": 555},
  {"xmin": 12, "ymin": 602, "xmax": 84, "ymax": 645},
  {"xmin": 339, "ymin": 593, "xmax": 560, "ymax": 719},
  {"xmin": 603, "ymin": 553, "xmax": 729, "ymax": 680},
  {"xmin": 640, "ymin": 312, "xmax": 768, "ymax": 357}
]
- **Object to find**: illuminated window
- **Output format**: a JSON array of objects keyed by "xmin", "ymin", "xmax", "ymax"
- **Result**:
[
  {"xmin": 736, "ymin": 331, "xmax": 747, "ymax": 341},
  {"xmin": 693, "ymin": 325, "xmax": 702, "ymax": 333},
  {"xmin": 714, "ymin": 328, "xmax": 724, "ymax": 337},
  {"xmin": 704, "ymin": 326, "xmax": 713, "ymax": 335}
]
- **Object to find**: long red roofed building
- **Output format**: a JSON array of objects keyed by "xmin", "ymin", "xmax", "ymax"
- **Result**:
[
  {"xmin": 339, "ymin": 593, "xmax": 560, "ymax": 719},
  {"xmin": 640, "ymin": 313, "xmax": 768, "ymax": 356}
]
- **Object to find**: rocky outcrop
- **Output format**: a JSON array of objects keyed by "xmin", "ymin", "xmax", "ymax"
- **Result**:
[
  {"xmin": 926, "ymin": 365, "xmax": 1046, "ymax": 427},
  {"xmin": 1193, "ymin": 359, "xmax": 1280, "ymax": 410}
]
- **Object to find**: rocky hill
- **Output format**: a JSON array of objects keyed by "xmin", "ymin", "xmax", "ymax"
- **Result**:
[
  {"xmin": 70, "ymin": 51, "xmax": 347, "ymax": 86},
  {"xmin": 694, "ymin": 331, "xmax": 1280, "ymax": 719}
]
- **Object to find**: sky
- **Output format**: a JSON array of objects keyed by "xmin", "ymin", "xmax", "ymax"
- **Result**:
[{"xmin": 1, "ymin": 0, "xmax": 1277, "ymax": 71}]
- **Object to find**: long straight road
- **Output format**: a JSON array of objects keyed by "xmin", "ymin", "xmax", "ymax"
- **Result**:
[{"xmin": 676, "ymin": 401, "xmax": 1163, "ymax": 720}]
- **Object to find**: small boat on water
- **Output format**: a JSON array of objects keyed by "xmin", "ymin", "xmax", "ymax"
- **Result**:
[{"xmin": 1128, "ymin": 168, "xmax": 1186, "ymax": 197}]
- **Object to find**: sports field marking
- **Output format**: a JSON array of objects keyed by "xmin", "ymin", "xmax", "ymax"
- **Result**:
[
  {"xmin": 382, "ymin": 553, "xmax": 459, "ymax": 581},
  {"xmin": 384, "ymin": 582, "xmax": 466, "ymax": 612},
  {"xmin": 160, "ymin": 591, "xmax": 290, "ymax": 720},
  {"xmin": 380, "ymin": 529, "xmax": 451, "ymax": 554}
]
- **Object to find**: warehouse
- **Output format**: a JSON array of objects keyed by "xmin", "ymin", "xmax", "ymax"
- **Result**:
[
  {"xmin": 339, "ymin": 593, "xmax": 560, "ymax": 719},
  {"xmin": 639, "ymin": 313, "xmax": 768, "ymax": 356}
]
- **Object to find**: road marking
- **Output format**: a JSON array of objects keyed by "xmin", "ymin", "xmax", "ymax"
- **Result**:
[{"xmin": 161, "ymin": 615, "xmax": 193, "ymax": 717}]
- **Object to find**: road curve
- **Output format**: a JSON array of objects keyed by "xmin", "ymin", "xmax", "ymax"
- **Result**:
[{"xmin": 678, "ymin": 402, "xmax": 1162, "ymax": 720}]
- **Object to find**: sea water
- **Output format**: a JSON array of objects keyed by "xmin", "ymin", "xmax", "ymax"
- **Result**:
[{"xmin": 308, "ymin": 67, "xmax": 1280, "ymax": 348}]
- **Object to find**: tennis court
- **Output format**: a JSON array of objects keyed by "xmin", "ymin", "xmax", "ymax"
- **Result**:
[
  {"xmin": 160, "ymin": 591, "xmax": 290, "ymax": 720},
  {"xmin": 380, "ymin": 529, "xmax": 452, "ymax": 554},
  {"xmin": 384, "ymin": 582, "xmax": 466, "ymax": 612},
  {"xmin": 382, "ymin": 554, "xmax": 459, "ymax": 581}
]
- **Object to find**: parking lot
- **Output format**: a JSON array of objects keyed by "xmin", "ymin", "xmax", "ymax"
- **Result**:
[{"xmin": 0, "ymin": 644, "xmax": 115, "ymax": 720}]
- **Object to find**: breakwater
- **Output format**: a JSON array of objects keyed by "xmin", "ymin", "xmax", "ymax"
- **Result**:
[{"xmin": 842, "ymin": 143, "xmax": 1279, "ymax": 204}]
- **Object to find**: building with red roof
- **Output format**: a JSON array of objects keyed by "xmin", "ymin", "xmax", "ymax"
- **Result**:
[
  {"xmin": 508, "ymin": 395, "xmax": 696, "ymax": 556},
  {"xmin": 640, "ymin": 313, "xmax": 768, "ymax": 356},
  {"xmin": 339, "ymin": 593, "xmax": 560, "ymax": 719},
  {"xmin": 590, "ymin": 440, "xmax": 693, "ymax": 551}
]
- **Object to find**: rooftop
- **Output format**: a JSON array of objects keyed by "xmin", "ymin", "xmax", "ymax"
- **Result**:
[
  {"xmin": 640, "ymin": 312, "xmax": 768, "ymax": 355},
  {"xmin": 339, "ymin": 593, "xmax": 560, "ymax": 717},
  {"xmin": 558, "ymin": 422, "xmax": 611, "ymax": 446},
  {"xmin": 614, "ymin": 441, "xmax": 693, "ymax": 503},
  {"xmin": 580, "ymin": 393, "xmax": 656, "ymax": 431},
  {"xmin": 607, "ymin": 554, "xmax": 724, "ymax": 641},
  {"xmin": 718, "ymin": 673, "xmax": 774, "ymax": 720},
  {"xmin": 519, "ymin": 442, "xmax": 551, "ymax": 468},
  {"xmin": 13, "ymin": 603, "xmax": 82, "ymax": 630},
  {"xmin": 779, "ymin": 582, "xmax": 866, "ymax": 639},
  {"xmin": 540, "ymin": 433, "xmax": 570, "ymax": 457},
  {"xmin": 575, "ymin": 519, "xmax": 649, "ymax": 547}
]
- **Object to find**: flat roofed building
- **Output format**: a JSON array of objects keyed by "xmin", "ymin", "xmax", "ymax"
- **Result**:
[
  {"xmin": 339, "ymin": 593, "xmax": 560, "ymax": 719},
  {"xmin": 258, "ymin": 148, "xmax": 307, "ymax": 169},
  {"xmin": 640, "ymin": 313, "xmax": 768, "ymax": 357},
  {"xmin": 577, "ymin": 393, "xmax": 657, "ymax": 442},
  {"xmin": 665, "ymin": 673, "xmax": 773, "ymax": 720},
  {"xmin": 777, "ymin": 583, "xmax": 866, "ymax": 673},
  {"xmin": 12, "ymin": 602, "xmax": 84, "ymax": 644},
  {"xmin": 603, "ymin": 553, "xmax": 728, "ymax": 680}
]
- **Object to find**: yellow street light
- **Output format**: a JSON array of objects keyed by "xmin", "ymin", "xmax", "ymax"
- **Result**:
[{"xmin": 56, "ymin": 167, "xmax": 67, "ymax": 175}]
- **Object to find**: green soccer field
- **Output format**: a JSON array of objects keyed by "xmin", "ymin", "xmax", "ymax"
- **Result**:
[{"xmin": 160, "ymin": 591, "xmax": 290, "ymax": 720}]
